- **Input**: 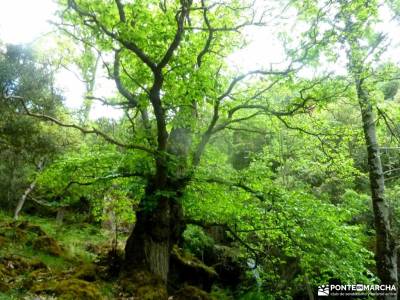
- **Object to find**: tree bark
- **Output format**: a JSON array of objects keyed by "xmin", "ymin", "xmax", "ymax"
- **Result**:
[
  {"xmin": 14, "ymin": 159, "xmax": 44, "ymax": 220},
  {"xmin": 14, "ymin": 180, "xmax": 36, "ymax": 220},
  {"xmin": 357, "ymin": 79, "xmax": 398, "ymax": 297},
  {"xmin": 124, "ymin": 123, "xmax": 191, "ymax": 282},
  {"xmin": 56, "ymin": 207, "xmax": 66, "ymax": 225},
  {"xmin": 124, "ymin": 182, "xmax": 185, "ymax": 282}
]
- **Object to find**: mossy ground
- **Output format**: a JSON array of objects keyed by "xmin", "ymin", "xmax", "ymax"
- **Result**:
[
  {"xmin": 0, "ymin": 212, "xmax": 221, "ymax": 299},
  {"xmin": 0, "ymin": 211, "xmax": 117, "ymax": 299}
]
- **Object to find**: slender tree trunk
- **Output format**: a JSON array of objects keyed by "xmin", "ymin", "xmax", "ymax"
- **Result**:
[
  {"xmin": 14, "ymin": 180, "xmax": 36, "ymax": 220},
  {"xmin": 56, "ymin": 207, "xmax": 66, "ymax": 225},
  {"xmin": 304, "ymin": 275, "xmax": 314, "ymax": 300},
  {"xmin": 14, "ymin": 159, "xmax": 44, "ymax": 220},
  {"xmin": 357, "ymin": 79, "xmax": 398, "ymax": 297},
  {"xmin": 8, "ymin": 156, "xmax": 18, "ymax": 209}
]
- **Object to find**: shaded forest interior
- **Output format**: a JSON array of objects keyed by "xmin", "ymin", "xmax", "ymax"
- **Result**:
[{"xmin": 1, "ymin": 0, "xmax": 400, "ymax": 299}]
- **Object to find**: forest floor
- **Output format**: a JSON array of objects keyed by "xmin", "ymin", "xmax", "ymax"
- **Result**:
[
  {"xmin": 0, "ymin": 213, "xmax": 248, "ymax": 300},
  {"xmin": 0, "ymin": 212, "xmax": 125, "ymax": 300}
]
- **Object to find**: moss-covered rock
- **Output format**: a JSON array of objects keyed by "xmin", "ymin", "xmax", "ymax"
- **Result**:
[
  {"xmin": 0, "ymin": 235, "xmax": 7, "ymax": 247},
  {"xmin": 0, "ymin": 255, "xmax": 49, "ymax": 292},
  {"xmin": 0, "ymin": 255, "xmax": 47, "ymax": 276},
  {"xmin": 16, "ymin": 220, "xmax": 47, "ymax": 236},
  {"xmin": 0, "ymin": 255, "xmax": 49, "ymax": 293},
  {"xmin": 0, "ymin": 281, "xmax": 10, "ymax": 292},
  {"xmin": 0, "ymin": 218, "xmax": 115, "ymax": 298},
  {"xmin": 173, "ymin": 285, "xmax": 214, "ymax": 300},
  {"xmin": 23, "ymin": 268, "xmax": 51, "ymax": 289},
  {"xmin": 0, "ymin": 221, "xmax": 48, "ymax": 246},
  {"xmin": 30, "ymin": 259, "xmax": 48, "ymax": 270},
  {"xmin": 30, "ymin": 279, "xmax": 58, "ymax": 294},
  {"xmin": 170, "ymin": 245, "xmax": 217, "ymax": 291},
  {"xmin": 209, "ymin": 245, "xmax": 245, "ymax": 289},
  {"xmin": 119, "ymin": 269, "xmax": 168, "ymax": 300},
  {"xmin": 33, "ymin": 235, "xmax": 63, "ymax": 256},
  {"xmin": 0, "ymin": 269, "xmax": 12, "ymax": 292},
  {"xmin": 172, "ymin": 246, "xmax": 217, "ymax": 277},
  {"xmin": 31, "ymin": 278, "xmax": 104, "ymax": 300},
  {"xmin": 0, "ymin": 255, "xmax": 30, "ymax": 272},
  {"xmin": 56, "ymin": 279, "xmax": 104, "ymax": 300},
  {"xmin": 73, "ymin": 263, "xmax": 98, "ymax": 282}
]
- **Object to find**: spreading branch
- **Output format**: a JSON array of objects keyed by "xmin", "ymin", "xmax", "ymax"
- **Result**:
[
  {"xmin": 194, "ymin": 176, "xmax": 273, "ymax": 205},
  {"xmin": 197, "ymin": 0, "xmax": 214, "ymax": 67},
  {"xmin": 114, "ymin": 0, "xmax": 126, "ymax": 22},
  {"xmin": 60, "ymin": 171, "xmax": 147, "ymax": 194},
  {"xmin": 158, "ymin": 0, "xmax": 191, "ymax": 69},
  {"xmin": 67, "ymin": 0, "xmax": 157, "ymax": 71},
  {"xmin": 7, "ymin": 95, "xmax": 156, "ymax": 155},
  {"xmin": 192, "ymin": 68, "xmax": 292, "ymax": 166},
  {"xmin": 113, "ymin": 49, "xmax": 139, "ymax": 107}
]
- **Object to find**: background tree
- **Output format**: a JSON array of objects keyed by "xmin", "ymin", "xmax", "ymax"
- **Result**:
[
  {"xmin": 292, "ymin": 0, "xmax": 400, "ymax": 292},
  {"xmin": 0, "ymin": 44, "xmax": 67, "ymax": 218},
  {"xmin": 339, "ymin": 0, "xmax": 397, "ymax": 290}
]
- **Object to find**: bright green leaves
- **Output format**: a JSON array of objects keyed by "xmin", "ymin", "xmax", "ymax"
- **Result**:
[
  {"xmin": 57, "ymin": 0, "xmax": 255, "ymax": 134},
  {"xmin": 183, "ymin": 224, "xmax": 214, "ymax": 257},
  {"xmin": 183, "ymin": 173, "xmax": 375, "ymax": 296},
  {"xmin": 91, "ymin": 182, "xmax": 138, "ymax": 224},
  {"xmin": 36, "ymin": 143, "xmax": 147, "ymax": 213},
  {"xmin": 47, "ymin": 0, "xmax": 397, "ymax": 296},
  {"xmin": 280, "ymin": 191, "xmax": 374, "ymax": 286}
]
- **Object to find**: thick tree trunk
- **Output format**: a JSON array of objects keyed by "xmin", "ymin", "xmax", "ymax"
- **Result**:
[
  {"xmin": 124, "ymin": 183, "xmax": 185, "ymax": 282},
  {"xmin": 124, "ymin": 111, "xmax": 192, "ymax": 283},
  {"xmin": 357, "ymin": 80, "xmax": 398, "ymax": 296}
]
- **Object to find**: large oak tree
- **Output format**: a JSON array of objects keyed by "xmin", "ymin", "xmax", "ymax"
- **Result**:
[{"xmin": 49, "ymin": 0, "xmax": 318, "ymax": 282}]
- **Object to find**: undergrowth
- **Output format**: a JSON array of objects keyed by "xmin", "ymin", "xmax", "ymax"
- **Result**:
[{"xmin": 0, "ymin": 211, "xmax": 118, "ymax": 299}]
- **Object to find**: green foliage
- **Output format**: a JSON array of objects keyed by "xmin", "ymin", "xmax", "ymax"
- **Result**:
[
  {"xmin": 239, "ymin": 290, "xmax": 274, "ymax": 300},
  {"xmin": 0, "ymin": 213, "xmax": 116, "ymax": 299},
  {"xmin": 1, "ymin": 0, "xmax": 400, "ymax": 298},
  {"xmin": 185, "ymin": 164, "xmax": 375, "ymax": 296},
  {"xmin": 0, "ymin": 44, "xmax": 66, "ymax": 211},
  {"xmin": 183, "ymin": 225, "xmax": 214, "ymax": 257},
  {"xmin": 210, "ymin": 286, "xmax": 234, "ymax": 300}
]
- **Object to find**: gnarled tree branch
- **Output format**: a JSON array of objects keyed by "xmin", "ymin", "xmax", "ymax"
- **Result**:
[{"xmin": 7, "ymin": 95, "xmax": 156, "ymax": 155}]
